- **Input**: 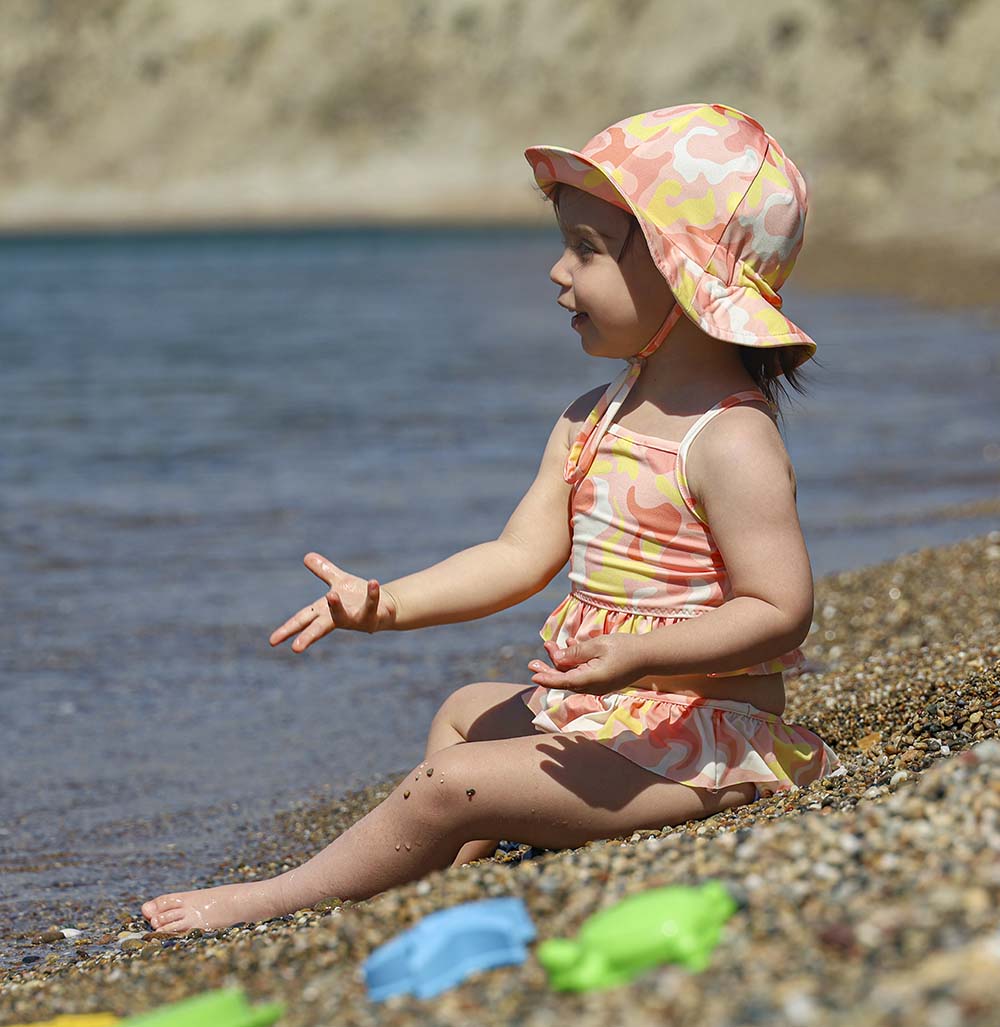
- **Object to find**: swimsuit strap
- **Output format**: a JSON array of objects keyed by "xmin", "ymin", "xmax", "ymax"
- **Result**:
[
  {"xmin": 674, "ymin": 388, "xmax": 770, "ymax": 522},
  {"xmin": 676, "ymin": 389, "xmax": 771, "ymax": 459},
  {"xmin": 564, "ymin": 302, "xmax": 684, "ymax": 484}
]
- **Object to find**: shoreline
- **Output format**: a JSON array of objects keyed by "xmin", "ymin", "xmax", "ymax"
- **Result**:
[
  {"xmin": 1, "ymin": 221, "xmax": 998, "ymax": 315},
  {"xmin": 2, "ymin": 525, "xmax": 998, "ymax": 1024}
]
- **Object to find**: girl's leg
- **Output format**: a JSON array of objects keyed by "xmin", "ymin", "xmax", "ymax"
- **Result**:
[
  {"xmin": 142, "ymin": 682, "xmax": 537, "ymax": 934},
  {"xmin": 423, "ymin": 681, "xmax": 541, "ymax": 866},
  {"xmin": 424, "ymin": 680, "xmax": 539, "ymax": 753},
  {"xmin": 142, "ymin": 731, "xmax": 755, "ymax": 934}
]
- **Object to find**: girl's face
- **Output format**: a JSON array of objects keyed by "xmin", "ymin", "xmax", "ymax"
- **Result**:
[{"xmin": 549, "ymin": 186, "xmax": 674, "ymax": 361}]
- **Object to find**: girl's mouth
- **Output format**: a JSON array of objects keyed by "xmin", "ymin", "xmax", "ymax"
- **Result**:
[{"xmin": 571, "ymin": 312, "xmax": 589, "ymax": 330}]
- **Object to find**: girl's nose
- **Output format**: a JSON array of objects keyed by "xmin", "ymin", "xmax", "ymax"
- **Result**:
[{"xmin": 549, "ymin": 252, "xmax": 572, "ymax": 288}]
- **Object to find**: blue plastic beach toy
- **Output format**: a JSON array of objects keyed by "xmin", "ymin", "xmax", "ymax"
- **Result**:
[{"xmin": 362, "ymin": 896, "xmax": 536, "ymax": 1000}]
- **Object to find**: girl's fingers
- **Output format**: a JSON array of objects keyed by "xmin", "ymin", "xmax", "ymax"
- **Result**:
[
  {"xmin": 291, "ymin": 632, "xmax": 315, "ymax": 653},
  {"xmin": 543, "ymin": 640, "xmax": 570, "ymax": 665},
  {"xmin": 365, "ymin": 580, "xmax": 379, "ymax": 627},
  {"xmin": 544, "ymin": 638, "xmax": 586, "ymax": 667},
  {"xmin": 529, "ymin": 658, "xmax": 564, "ymax": 687},
  {"xmin": 269, "ymin": 603, "xmax": 319, "ymax": 646},
  {"xmin": 291, "ymin": 613, "xmax": 333, "ymax": 653},
  {"xmin": 551, "ymin": 647, "xmax": 583, "ymax": 668},
  {"xmin": 304, "ymin": 551, "xmax": 344, "ymax": 585},
  {"xmin": 535, "ymin": 662, "xmax": 593, "ymax": 689}
]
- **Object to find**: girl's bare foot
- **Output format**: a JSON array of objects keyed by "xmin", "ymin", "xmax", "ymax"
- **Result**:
[{"xmin": 141, "ymin": 879, "xmax": 288, "ymax": 935}]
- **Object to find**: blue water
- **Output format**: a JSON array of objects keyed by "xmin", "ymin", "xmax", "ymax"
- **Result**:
[{"xmin": 1, "ymin": 228, "xmax": 998, "ymax": 951}]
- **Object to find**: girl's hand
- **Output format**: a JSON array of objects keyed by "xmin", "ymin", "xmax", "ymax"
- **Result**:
[
  {"xmin": 269, "ymin": 552, "xmax": 398, "ymax": 653},
  {"xmin": 527, "ymin": 634, "xmax": 648, "ymax": 695}
]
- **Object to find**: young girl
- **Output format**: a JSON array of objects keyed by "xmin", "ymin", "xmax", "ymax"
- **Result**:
[{"xmin": 142, "ymin": 102, "xmax": 842, "ymax": 935}]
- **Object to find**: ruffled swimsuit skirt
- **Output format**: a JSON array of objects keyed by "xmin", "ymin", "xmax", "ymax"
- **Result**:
[{"xmin": 522, "ymin": 595, "xmax": 842, "ymax": 799}]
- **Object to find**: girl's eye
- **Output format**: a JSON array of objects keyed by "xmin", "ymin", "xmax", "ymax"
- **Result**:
[{"xmin": 568, "ymin": 239, "xmax": 594, "ymax": 260}]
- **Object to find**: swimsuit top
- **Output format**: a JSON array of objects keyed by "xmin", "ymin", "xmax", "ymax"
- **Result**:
[{"xmin": 540, "ymin": 306, "xmax": 805, "ymax": 678}]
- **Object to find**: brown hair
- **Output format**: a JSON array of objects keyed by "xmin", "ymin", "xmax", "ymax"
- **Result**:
[{"xmin": 736, "ymin": 345, "xmax": 814, "ymax": 422}]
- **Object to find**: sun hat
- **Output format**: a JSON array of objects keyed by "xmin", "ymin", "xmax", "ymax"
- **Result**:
[{"xmin": 524, "ymin": 101, "xmax": 816, "ymax": 367}]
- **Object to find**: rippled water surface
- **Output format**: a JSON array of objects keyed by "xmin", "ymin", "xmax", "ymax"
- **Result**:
[{"xmin": 2, "ymin": 228, "xmax": 998, "ymax": 954}]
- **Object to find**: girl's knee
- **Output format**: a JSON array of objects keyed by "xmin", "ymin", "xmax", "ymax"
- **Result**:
[
  {"xmin": 396, "ymin": 749, "xmax": 485, "ymax": 833},
  {"xmin": 431, "ymin": 681, "xmax": 496, "ymax": 734},
  {"xmin": 452, "ymin": 681, "xmax": 499, "ymax": 709}
]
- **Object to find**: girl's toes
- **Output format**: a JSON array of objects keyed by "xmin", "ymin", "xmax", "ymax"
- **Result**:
[
  {"xmin": 152, "ymin": 908, "xmax": 193, "ymax": 933},
  {"xmin": 151, "ymin": 906, "xmax": 187, "ymax": 929},
  {"xmin": 142, "ymin": 894, "xmax": 182, "ymax": 921}
]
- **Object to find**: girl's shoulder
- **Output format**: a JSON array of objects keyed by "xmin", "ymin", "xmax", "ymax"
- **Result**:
[
  {"xmin": 686, "ymin": 398, "xmax": 797, "ymax": 501},
  {"xmin": 559, "ymin": 382, "xmax": 611, "ymax": 445},
  {"xmin": 563, "ymin": 382, "xmax": 610, "ymax": 421}
]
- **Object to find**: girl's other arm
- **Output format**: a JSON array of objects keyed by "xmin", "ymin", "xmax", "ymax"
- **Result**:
[
  {"xmin": 636, "ymin": 405, "xmax": 813, "ymax": 676},
  {"xmin": 640, "ymin": 404, "xmax": 813, "ymax": 677},
  {"xmin": 530, "ymin": 405, "xmax": 812, "ymax": 689},
  {"xmin": 380, "ymin": 412, "xmax": 575, "ymax": 630}
]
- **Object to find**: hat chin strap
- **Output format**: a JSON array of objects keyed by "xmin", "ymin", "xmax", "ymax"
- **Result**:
[
  {"xmin": 632, "ymin": 301, "xmax": 684, "ymax": 363},
  {"xmin": 563, "ymin": 301, "xmax": 683, "ymax": 484}
]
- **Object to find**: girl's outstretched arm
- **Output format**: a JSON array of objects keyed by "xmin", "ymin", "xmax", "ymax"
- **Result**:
[{"xmin": 271, "ymin": 406, "xmax": 582, "ymax": 651}]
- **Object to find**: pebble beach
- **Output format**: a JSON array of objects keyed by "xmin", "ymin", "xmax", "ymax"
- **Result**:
[{"xmin": 2, "ymin": 527, "xmax": 999, "ymax": 1026}]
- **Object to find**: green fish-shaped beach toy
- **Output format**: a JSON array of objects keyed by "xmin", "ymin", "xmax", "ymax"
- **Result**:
[
  {"xmin": 538, "ymin": 881, "xmax": 738, "ymax": 992},
  {"xmin": 119, "ymin": 987, "xmax": 283, "ymax": 1027}
]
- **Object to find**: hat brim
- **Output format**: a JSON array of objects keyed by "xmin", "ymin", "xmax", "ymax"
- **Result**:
[{"xmin": 525, "ymin": 144, "xmax": 817, "ymax": 371}]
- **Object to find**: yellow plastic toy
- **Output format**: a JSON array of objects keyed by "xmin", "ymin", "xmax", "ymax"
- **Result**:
[{"xmin": 8, "ymin": 989, "xmax": 283, "ymax": 1027}]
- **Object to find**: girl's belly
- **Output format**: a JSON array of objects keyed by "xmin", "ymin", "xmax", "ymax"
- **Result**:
[{"xmin": 628, "ymin": 670, "xmax": 786, "ymax": 717}]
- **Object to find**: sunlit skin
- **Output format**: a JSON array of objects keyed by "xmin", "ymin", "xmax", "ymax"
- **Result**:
[
  {"xmin": 140, "ymin": 187, "xmax": 793, "ymax": 935},
  {"xmin": 550, "ymin": 185, "xmax": 675, "ymax": 361}
]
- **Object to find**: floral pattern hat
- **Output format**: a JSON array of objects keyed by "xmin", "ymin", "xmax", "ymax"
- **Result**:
[{"xmin": 525, "ymin": 102, "xmax": 816, "ymax": 369}]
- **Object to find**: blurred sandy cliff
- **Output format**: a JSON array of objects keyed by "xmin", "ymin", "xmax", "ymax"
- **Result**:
[{"xmin": 1, "ymin": 0, "xmax": 997, "ymax": 303}]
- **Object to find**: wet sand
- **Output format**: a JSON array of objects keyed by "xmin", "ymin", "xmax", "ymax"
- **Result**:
[{"xmin": 2, "ymin": 523, "xmax": 998, "ymax": 1025}]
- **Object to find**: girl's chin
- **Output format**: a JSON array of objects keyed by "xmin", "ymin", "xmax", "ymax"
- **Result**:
[{"xmin": 580, "ymin": 334, "xmax": 631, "ymax": 360}]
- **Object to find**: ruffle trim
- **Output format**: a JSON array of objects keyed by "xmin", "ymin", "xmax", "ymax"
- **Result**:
[
  {"xmin": 523, "ymin": 687, "xmax": 842, "ymax": 795},
  {"xmin": 540, "ymin": 592, "xmax": 805, "ymax": 678}
]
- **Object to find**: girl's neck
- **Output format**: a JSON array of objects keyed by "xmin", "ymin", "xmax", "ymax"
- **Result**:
[{"xmin": 632, "ymin": 319, "xmax": 757, "ymax": 410}]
